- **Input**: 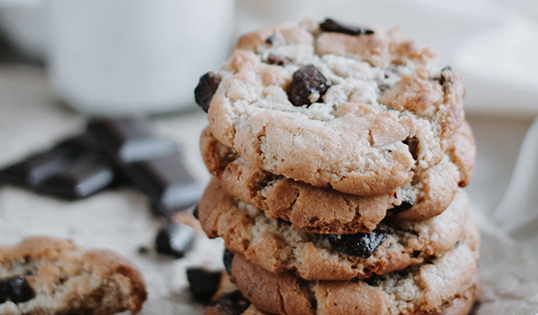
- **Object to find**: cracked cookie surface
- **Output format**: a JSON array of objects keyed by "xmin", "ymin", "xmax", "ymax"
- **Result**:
[
  {"xmin": 204, "ymin": 20, "xmax": 466, "ymax": 196},
  {"xmin": 200, "ymin": 121, "xmax": 475, "ymax": 234},
  {"xmin": 228, "ymin": 224, "xmax": 479, "ymax": 315},
  {"xmin": 199, "ymin": 178, "xmax": 470, "ymax": 281},
  {"xmin": 0, "ymin": 237, "xmax": 147, "ymax": 315},
  {"xmin": 205, "ymin": 251, "xmax": 480, "ymax": 315}
]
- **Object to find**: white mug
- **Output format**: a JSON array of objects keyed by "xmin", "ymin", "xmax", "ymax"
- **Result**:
[{"xmin": 47, "ymin": 0, "xmax": 235, "ymax": 116}]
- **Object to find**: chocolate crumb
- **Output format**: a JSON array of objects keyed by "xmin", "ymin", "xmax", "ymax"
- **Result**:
[
  {"xmin": 403, "ymin": 137, "xmax": 419, "ymax": 160},
  {"xmin": 266, "ymin": 56, "xmax": 289, "ymax": 66},
  {"xmin": 391, "ymin": 201, "xmax": 414, "ymax": 213},
  {"xmin": 217, "ymin": 290, "xmax": 251, "ymax": 315},
  {"xmin": 266, "ymin": 33, "xmax": 277, "ymax": 44},
  {"xmin": 439, "ymin": 66, "xmax": 452, "ymax": 85},
  {"xmin": 320, "ymin": 18, "xmax": 374, "ymax": 36}
]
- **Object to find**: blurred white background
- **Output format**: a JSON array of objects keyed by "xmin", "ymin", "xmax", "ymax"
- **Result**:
[{"xmin": 1, "ymin": 0, "xmax": 538, "ymax": 116}]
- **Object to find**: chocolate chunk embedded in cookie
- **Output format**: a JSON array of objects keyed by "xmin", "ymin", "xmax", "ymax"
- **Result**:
[
  {"xmin": 0, "ymin": 237, "xmax": 147, "ymax": 315},
  {"xmin": 206, "ymin": 20, "xmax": 465, "ymax": 196},
  {"xmin": 198, "ymin": 178, "xmax": 471, "ymax": 281}
]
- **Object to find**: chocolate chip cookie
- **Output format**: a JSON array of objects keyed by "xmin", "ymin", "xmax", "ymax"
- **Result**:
[
  {"xmin": 200, "ymin": 121, "xmax": 475, "ymax": 234},
  {"xmin": 199, "ymin": 19, "xmax": 466, "ymax": 196},
  {"xmin": 228, "ymin": 236, "xmax": 480, "ymax": 315},
  {"xmin": 198, "ymin": 178, "xmax": 471, "ymax": 281},
  {"xmin": 205, "ymin": 252, "xmax": 480, "ymax": 315},
  {"xmin": 0, "ymin": 237, "xmax": 147, "ymax": 315}
]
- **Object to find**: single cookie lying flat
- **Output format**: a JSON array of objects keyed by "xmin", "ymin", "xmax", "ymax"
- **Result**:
[
  {"xmin": 0, "ymin": 237, "xmax": 147, "ymax": 315},
  {"xmin": 205, "ymin": 257, "xmax": 480, "ymax": 315},
  {"xmin": 202, "ymin": 19, "xmax": 466, "ymax": 196},
  {"xmin": 200, "ymin": 121, "xmax": 475, "ymax": 234},
  {"xmin": 228, "ymin": 235, "xmax": 480, "ymax": 315},
  {"xmin": 199, "ymin": 179, "xmax": 470, "ymax": 281}
]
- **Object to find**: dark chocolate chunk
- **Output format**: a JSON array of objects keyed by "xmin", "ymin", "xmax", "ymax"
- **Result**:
[
  {"xmin": 265, "ymin": 56, "xmax": 289, "ymax": 66},
  {"xmin": 403, "ymin": 137, "xmax": 419, "ymax": 160},
  {"xmin": 0, "ymin": 145, "xmax": 81, "ymax": 187},
  {"xmin": 186, "ymin": 268, "xmax": 222, "ymax": 304},
  {"xmin": 265, "ymin": 33, "xmax": 276, "ymax": 44},
  {"xmin": 217, "ymin": 290, "xmax": 251, "ymax": 315},
  {"xmin": 223, "ymin": 249, "xmax": 234, "ymax": 275},
  {"xmin": 288, "ymin": 65, "xmax": 331, "ymax": 106},
  {"xmin": 319, "ymin": 18, "xmax": 374, "ymax": 36},
  {"xmin": 192, "ymin": 205, "xmax": 199, "ymax": 220},
  {"xmin": 391, "ymin": 201, "xmax": 414, "ymax": 213},
  {"xmin": 138, "ymin": 246, "xmax": 150, "ymax": 254},
  {"xmin": 328, "ymin": 230, "xmax": 387, "ymax": 258},
  {"xmin": 439, "ymin": 66, "xmax": 453, "ymax": 85},
  {"xmin": 194, "ymin": 72, "xmax": 220, "ymax": 113},
  {"xmin": 155, "ymin": 223, "xmax": 195, "ymax": 258},
  {"xmin": 87, "ymin": 117, "xmax": 179, "ymax": 163},
  {"xmin": 35, "ymin": 154, "xmax": 115, "ymax": 199},
  {"xmin": 125, "ymin": 153, "xmax": 204, "ymax": 217},
  {"xmin": 0, "ymin": 275, "xmax": 35, "ymax": 304}
]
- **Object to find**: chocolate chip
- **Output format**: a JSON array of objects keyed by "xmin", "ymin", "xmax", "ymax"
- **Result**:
[
  {"xmin": 217, "ymin": 290, "xmax": 251, "ymax": 315},
  {"xmin": 288, "ymin": 65, "xmax": 331, "ymax": 106},
  {"xmin": 391, "ymin": 201, "xmax": 414, "ymax": 213},
  {"xmin": 439, "ymin": 66, "xmax": 452, "ymax": 85},
  {"xmin": 319, "ymin": 18, "xmax": 374, "ymax": 36},
  {"xmin": 186, "ymin": 268, "xmax": 222, "ymax": 304},
  {"xmin": 328, "ymin": 230, "xmax": 387, "ymax": 258},
  {"xmin": 223, "ymin": 249, "xmax": 234, "ymax": 275},
  {"xmin": 0, "ymin": 275, "xmax": 35, "ymax": 304},
  {"xmin": 138, "ymin": 246, "xmax": 150, "ymax": 254},
  {"xmin": 266, "ymin": 33, "xmax": 277, "ymax": 44},
  {"xmin": 192, "ymin": 205, "xmax": 199, "ymax": 220},
  {"xmin": 266, "ymin": 56, "xmax": 289, "ymax": 66},
  {"xmin": 194, "ymin": 72, "xmax": 220, "ymax": 113},
  {"xmin": 155, "ymin": 223, "xmax": 195, "ymax": 258},
  {"xmin": 403, "ymin": 137, "xmax": 419, "ymax": 160}
]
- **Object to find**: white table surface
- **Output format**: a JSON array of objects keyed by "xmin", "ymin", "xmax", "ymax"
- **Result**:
[{"xmin": 0, "ymin": 65, "xmax": 536, "ymax": 314}]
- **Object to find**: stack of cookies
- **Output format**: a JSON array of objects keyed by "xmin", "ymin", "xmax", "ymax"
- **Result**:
[{"xmin": 195, "ymin": 18, "xmax": 479, "ymax": 315}]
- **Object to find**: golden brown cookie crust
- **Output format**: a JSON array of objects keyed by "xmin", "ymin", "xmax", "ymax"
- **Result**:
[
  {"xmin": 206, "ymin": 20, "xmax": 466, "ymax": 196},
  {"xmin": 200, "ymin": 121, "xmax": 475, "ymax": 233},
  {"xmin": 229, "ymin": 235, "xmax": 479, "ymax": 315},
  {"xmin": 199, "ymin": 178, "xmax": 471, "ymax": 281},
  {"xmin": 205, "ymin": 270, "xmax": 480, "ymax": 315},
  {"xmin": 0, "ymin": 237, "xmax": 147, "ymax": 315}
]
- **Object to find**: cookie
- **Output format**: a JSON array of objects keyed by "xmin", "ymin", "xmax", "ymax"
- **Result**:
[
  {"xmin": 205, "ymin": 261, "xmax": 480, "ymax": 315},
  {"xmin": 201, "ymin": 19, "xmax": 466, "ymax": 196},
  {"xmin": 229, "ymin": 236, "xmax": 480, "ymax": 315},
  {"xmin": 199, "ymin": 179, "xmax": 471, "ymax": 281},
  {"xmin": 0, "ymin": 237, "xmax": 147, "ymax": 315},
  {"xmin": 200, "ymin": 122, "xmax": 475, "ymax": 234}
]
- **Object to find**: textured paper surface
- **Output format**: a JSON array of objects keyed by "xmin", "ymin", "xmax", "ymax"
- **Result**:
[{"xmin": 1, "ymin": 66, "xmax": 538, "ymax": 314}]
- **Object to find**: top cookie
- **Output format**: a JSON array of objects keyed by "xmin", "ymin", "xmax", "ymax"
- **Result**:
[{"xmin": 199, "ymin": 18, "xmax": 465, "ymax": 196}]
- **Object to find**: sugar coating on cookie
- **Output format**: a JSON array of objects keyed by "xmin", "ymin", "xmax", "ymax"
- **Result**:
[
  {"xmin": 199, "ymin": 178, "xmax": 471, "ymax": 281},
  {"xmin": 0, "ymin": 237, "xmax": 147, "ymax": 315},
  {"xmin": 205, "ymin": 19, "xmax": 465, "ymax": 196}
]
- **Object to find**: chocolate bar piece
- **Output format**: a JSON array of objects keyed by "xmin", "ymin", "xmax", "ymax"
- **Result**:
[
  {"xmin": 35, "ymin": 154, "xmax": 116, "ymax": 199},
  {"xmin": 0, "ymin": 143, "xmax": 81, "ymax": 187},
  {"xmin": 124, "ymin": 153, "xmax": 203, "ymax": 217},
  {"xmin": 87, "ymin": 117, "xmax": 179, "ymax": 163},
  {"xmin": 155, "ymin": 223, "xmax": 195, "ymax": 258}
]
